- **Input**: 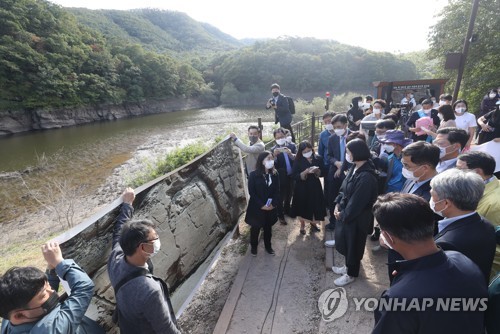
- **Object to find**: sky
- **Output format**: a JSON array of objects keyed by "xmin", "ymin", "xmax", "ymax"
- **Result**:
[{"xmin": 49, "ymin": 0, "xmax": 450, "ymax": 53}]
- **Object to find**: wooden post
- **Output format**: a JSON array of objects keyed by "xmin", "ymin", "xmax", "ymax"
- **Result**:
[
  {"xmin": 310, "ymin": 112, "xmax": 316, "ymax": 147},
  {"xmin": 257, "ymin": 117, "xmax": 263, "ymax": 139}
]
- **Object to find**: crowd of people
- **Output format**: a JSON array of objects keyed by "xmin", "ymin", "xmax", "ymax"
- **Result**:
[
  {"xmin": 231, "ymin": 83, "xmax": 500, "ymax": 333},
  {"xmin": 0, "ymin": 83, "xmax": 498, "ymax": 333}
]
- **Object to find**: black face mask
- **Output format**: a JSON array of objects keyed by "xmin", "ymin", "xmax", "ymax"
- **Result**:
[
  {"xmin": 24, "ymin": 291, "xmax": 59, "ymax": 319},
  {"xmin": 272, "ymin": 92, "xmax": 279, "ymax": 97}
]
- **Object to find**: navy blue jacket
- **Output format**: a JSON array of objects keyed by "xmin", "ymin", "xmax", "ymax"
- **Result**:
[
  {"xmin": 373, "ymin": 250, "xmax": 488, "ymax": 334},
  {"xmin": 267, "ymin": 94, "xmax": 292, "ymax": 126}
]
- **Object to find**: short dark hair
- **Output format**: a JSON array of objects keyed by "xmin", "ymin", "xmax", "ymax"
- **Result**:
[
  {"xmin": 346, "ymin": 138, "xmax": 370, "ymax": 161},
  {"xmin": 248, "ymin": 125, "xmax": 261, "ymax": 133},
  {"xmin": 323, "ymin": 111, "xmax": 335, "ymax": 120},
  {"xmin": 436, "ymin": 127, "xmax": 469, "ymax": 149},
  {"xmin": 375, "ymin": 119, "xmax": 396, "ymax": 130},
  {"xmin": 373, "ymin": 193, "xmax": 436, "ymax": 242},
  {"xmin": 365, "ymin": 95, "xmax": 374, "ymax": 102},
  {"xmin": 120, "ymin": 220, "xmax": 156, "ymax": 256},
  {"xmin": 0, "ymin": 266, "xmax": 47, "ymax": 319},
  {"xmin": 422, "ymin": 99, "xmax": 433, "ymax": 106},
  {"xmin": 438, "ymin": 105, "xmax": 456, "ymax": 121},
  {"xmin": 273, "ymin": 127, "xmax": 286, "ymax": 138},
  {"xmin": 255, "ymin": 151, "xmax": 274, "ymax": 174},
  {"xmin": 452, "ymin": 99, "xmax": 468, "ymax": 111},
  {"xmin": 296, "ymin": 140, "xmax": 314, "ymax": 160},
  {"xmin": 440, "ymin": 94, "xmax": 453, "ymax": 101},
  {"xmin": 402, "ymin": 142, "xmax": 440, "ymax": 168},
  {"xmin": 331, "ymin": 114, "xmax": 348, "ymax": 125},
  {"xmin": 346, "ymin": 131, "xmax": 366, "ymax": 143},
  {"xmin": 271, "ymin": 83, "xmax": 280, "ymax": 90},
  {"xmin": 458, "ymin": 151, "xmax": 496, "ymax": 177},
  {"xmin": 373, "ymin": 99, "xmax": 386, "ymax": 108}
]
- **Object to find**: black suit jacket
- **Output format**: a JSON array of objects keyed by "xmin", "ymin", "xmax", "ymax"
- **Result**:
[
  {"xmin": 327, "ymin": 133, "xmax": 348, "ymax": 174},
  {"xmin": 434, "ymin": 212, "xmax": 496, "ymax": 283}
]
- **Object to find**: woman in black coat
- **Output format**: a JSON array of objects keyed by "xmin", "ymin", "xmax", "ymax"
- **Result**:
[
  {"xmin": 333, "ymin": 139, "xmax": 379, "ymax": 287},
  {"xmin": 245, "ymin": 151, "xmax": 280, "ymax": 256},
  {"xmin": 291, "ymin": 141, "xmax": 326, "ymax": 235}
]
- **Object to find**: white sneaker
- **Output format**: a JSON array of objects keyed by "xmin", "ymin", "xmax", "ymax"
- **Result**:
[
  {"xmin": 332, "ymin": 265, "xmax": 347, "ymax": 275},
  {"xmin": 334, "ymin": 274, "xmax": 355, "ymax": 287},
  {"xmin": 324, "ymin": 240, "xmax": 336, "ymax": 247}
]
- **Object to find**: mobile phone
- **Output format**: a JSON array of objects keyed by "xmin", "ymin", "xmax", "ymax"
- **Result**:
[{"xmin": 265, "ymin": 198, "xmax": 272, "ymax": 206}]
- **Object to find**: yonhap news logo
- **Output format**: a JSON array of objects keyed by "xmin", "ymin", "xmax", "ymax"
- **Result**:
[
  {"xmin": 318, "ymin": 288, "xmax": 488, "ymax": 322},
  {"xmin": 318, "ymin": 287, "xmax": 348, "ymax": 322}
]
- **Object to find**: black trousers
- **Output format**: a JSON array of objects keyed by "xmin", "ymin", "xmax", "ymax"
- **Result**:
[
  {"xmin": 277, "ymin": 177, "xmax": 294, "ymax": 219},
  {"xmin": 250, "ymin": 225, "xmax": 272, "ymax": 250},
  {"xmin": 281, "ymin": 123, "xmax": 296, "ymax": 144},
  {"xmin": 347, "ymin": 262, "xmax": 361, "ymax": 277}
]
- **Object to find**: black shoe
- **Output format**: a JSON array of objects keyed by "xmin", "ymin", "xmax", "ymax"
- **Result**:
[
  {"xmin": 279, "ymin": 218, "xmax": 288, "ymax": 225},
  {"xmin": 265, "ymin": 248, "xmax": 275, "ymax": 255},
  {"xmin": 310, "ymin": 224, "xmax": 320, "ymax": 233},
  {"xmin": 325, "ymin": 222, "xmax": 335, "ymax": 231},
  {"xmin": 251, "ymin": 247, "xmax": 257, "ymax": 256}
]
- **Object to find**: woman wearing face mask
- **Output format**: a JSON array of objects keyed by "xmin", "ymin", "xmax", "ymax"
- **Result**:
[
  {"xmin": 347, "ymin": 96, "xmax": 364, "ymax": 131},
  {"xmin": 291, "ymin": 141, "xmax": 326, "ymax": 235},
  {"xmin": 480, "ymin": 89, "xmax": 499, "ymax": 117},
  {"xmin": 452, "ymin": 99, "xmax": 476, "ymax": 150},
  {"xmin": 422, "ymin": 105, "xmax": 456, "ymax": 139},
  {"xmin": 406, "ymin": 99, "xmax": 440, "ymax": 142},
  {"xmin": 332, "ymin": 139, "xmax": 379, "ymax": 287},
  {"xmin": 245, "ymin": 151, "xmax": 280, "ymax": 256},
  {"xmin": 477, "ymin": 100, "xmax": 500, "ymax": 145}
]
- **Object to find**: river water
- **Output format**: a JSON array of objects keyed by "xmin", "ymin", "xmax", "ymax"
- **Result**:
[{"xmin": 0, "ymin": 107, "xmax": 276, "ymax": 232}]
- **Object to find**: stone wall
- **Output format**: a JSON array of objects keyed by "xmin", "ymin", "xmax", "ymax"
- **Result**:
[
  {"xmin": 0, "ymin": 96, "xmax": 217, "ymax": 136},
  {"xmin": 55, "ymin": 139, "xmax": 246, "ymax": 332}
]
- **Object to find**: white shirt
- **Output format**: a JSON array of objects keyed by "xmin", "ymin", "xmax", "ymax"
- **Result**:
[
  {"xmin": 454, "ymin": 112, "xmax": 476, "ymax": 133},
  {"xmin": 436, "ymin": 158, "xmax": 458, "ymax": 173}
]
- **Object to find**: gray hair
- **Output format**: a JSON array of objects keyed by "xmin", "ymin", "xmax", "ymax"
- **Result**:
[{"xmin": 430, "ymin": 168, "xmax": 485, "ymax": 211}]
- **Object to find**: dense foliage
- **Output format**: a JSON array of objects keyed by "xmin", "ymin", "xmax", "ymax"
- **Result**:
[
  {"xmin": 0, "ymin": 0, "xmax": 212, "ymax": 110},
  {"xmin": 427, "ymin": 0, "xmax": 499, "ymax": 112}
]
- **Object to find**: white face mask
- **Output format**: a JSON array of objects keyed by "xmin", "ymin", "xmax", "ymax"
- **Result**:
[
  {"xmin": 439, "ymin": 100, "xmax": 446, "ymax": 106},
  {"xmin": 380, "ymin": 232, "xmax": 394, "ymax": 250},
  {"xmin": 384, "ymin": 144, "xmax": 395, "ymax": 153},
  {"xmin": 357, "ymin": 101, "xmax": 362, "ymax": 107},
  {"xmin": 286, "ymin": 136, "xmax": 292, "ymax": 144},
  {"xmin": 303, "ymin": 151, "xmax": 313, "ymax": 159},
  {"xmin": 276, "ymin": 138, "xmax": 286, "ymax": 146},
  {"xmin": 264, "ymin": 159, "xmax": 275, "ymax": 169},
  {"xmin": 373, "ymin": 108, "xmax": 381, "ymax": 115},
  {"xmin": 345, "ymin": 153, "xmax": 353, "ymax": 164},
  {"xmin": 455, "ymin": 107, "xmax": 466, "ymax": 114},
  {"xmin": 334, "ymin": 128, "xmax": 345, "ymax": 136},
  {"xmin": 429, "ymin": 198, "xmax": 447, "ymax": 217},
  {"xmin": 490, "ymin": 93, "xmax": 497, "ymax": 99},
  {"xmin": 325, "ymin": 124, "xmax": 334, "ymax": 131},
  {"xmin": 402, "ymin": 165, "xmax": 423, "ymax": 182},
  {"xmin": 438, "ymin": 113, "xmax": 444, "ymax": 121},
  {"xmin": 145, "ymin": 239, "xmax": 161, "ymax": 257},
  {"xmin": 423, "ymin": 108, "xmax": 431, "ymax": 114}
]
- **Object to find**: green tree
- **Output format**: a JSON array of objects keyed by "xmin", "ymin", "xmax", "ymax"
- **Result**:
[{"xmin": 427, "ymin": 0, "xmax": 499, "ymax": 113}]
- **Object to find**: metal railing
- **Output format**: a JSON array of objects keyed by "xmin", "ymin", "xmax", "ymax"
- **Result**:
[{"xmin": 259, "ymin": 113, "xmax": 323, "ymax": 149}]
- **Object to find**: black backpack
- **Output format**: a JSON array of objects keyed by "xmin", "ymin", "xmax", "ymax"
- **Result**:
[{"xmin": 285, "ymin": 96, "xmax": 295, "ymax": 114}]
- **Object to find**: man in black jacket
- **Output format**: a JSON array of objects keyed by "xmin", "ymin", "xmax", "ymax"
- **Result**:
[
  {"xmin": 430, "ymin": 168, "xmax": 496, "ymax": 283},
  {"xmin": 372, "ymin": 193, "xmax": 488, "ymax": 334},
  {"xmin": 266, "ymin": 83, "xmax": 295, "ymax": 143}
]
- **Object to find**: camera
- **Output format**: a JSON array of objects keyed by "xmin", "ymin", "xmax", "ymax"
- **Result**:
[
  {"xmin": 269, "ymin": 98, "xmax": 276, "ymax": 106},
  {"xmin": 394, "ymin": 103, "xmax": 412, "ymax": 116}
]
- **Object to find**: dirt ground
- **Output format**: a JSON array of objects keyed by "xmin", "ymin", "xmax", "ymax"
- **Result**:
[{"xmin": 177, "ymin": 216, "xmax": 389, "ymax": 334}]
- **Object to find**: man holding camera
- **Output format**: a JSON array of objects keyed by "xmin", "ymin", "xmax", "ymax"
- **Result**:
[{"xmin": 266, "ymin": 83, "xmax": 295, "ymax": 143}]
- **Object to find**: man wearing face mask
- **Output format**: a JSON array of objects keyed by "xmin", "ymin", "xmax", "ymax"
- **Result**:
[
  {"xmin": 0, "ymin": 241, "xmax": 104, "ymax": 333},
  {"xmin": 372, "ymin": 193, "xmax": 488, "ymax": 334},
  {"xmin": 266, "ymin": 83, "xmax": 295, "ymax": 143},
  {"xmin": 230, "ymin": 125, "xmax": 265, "ymax": 176},
  {"xmin": 108, "ymin": 188, "xmax": 180, "ymax": 334},
  {"xmin": 406, "ymin": 99, "xmax": 440, "ymax": 141},
  {"xmin": 433, "ymin": 127, "xmax": 469, "ymax": 173},
  {"xmin": 430, "ymin": 169, "xmax": 496, "ymax": 283},
  {"xmin": 325, "ymin": 114, "xmax": 350, "ymax": 230}
]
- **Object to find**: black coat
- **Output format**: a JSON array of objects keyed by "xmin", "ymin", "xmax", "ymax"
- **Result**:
[
  {"xmin": 271, "ymin": 143, "xmax": 297, "ymax": 187},
  {"xmin": 406, "ymin": 109, "xmax": 440, "ymax": 141},
  {"xmin": 290, "ymin": 155, "xmax": 326, "ymax": 221},
  {"xmin": 244, "ymin": 170, "xmax": 280, "ymax": 228},
  {"xmin": 267, "ymin": 94, "xmax": 292, "ymax": 126},
  {"xmin": 434, "ymin": 212, "xmax": 496, "ymax": 283},
  {"xmin": 335, "ymin": 161, "xmax": 378, "ymax": 264}
]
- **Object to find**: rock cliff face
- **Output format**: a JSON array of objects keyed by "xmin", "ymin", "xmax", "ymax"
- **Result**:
[
  {"xmin": 56, "ymin": 139, "xmax": 246, "ymax": 332},
  {"xmin": 0, "ymin": 97, "xmax": 217, "ymax": 136}
]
